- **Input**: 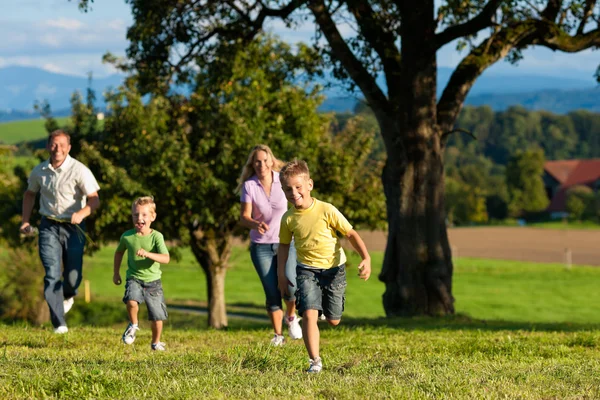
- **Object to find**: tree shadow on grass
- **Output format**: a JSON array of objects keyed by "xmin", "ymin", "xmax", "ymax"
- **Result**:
[
  {"xmin": 32, "ymin": 301, "xmax": 600, "ymax": 334},
  {"xmin": 339, "ymin": 313, "xmax": 600, "ymax": 333}
]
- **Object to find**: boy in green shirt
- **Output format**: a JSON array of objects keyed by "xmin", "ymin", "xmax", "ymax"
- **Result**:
[
  {"xmin": 113, "ymin": 196, "xmax": 170, "ymax": 351},
  {"xmin": 277, "ymin": 159, "xmax": 371, "ymax": 373}
]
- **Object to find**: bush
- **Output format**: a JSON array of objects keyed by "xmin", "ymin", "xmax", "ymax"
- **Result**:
[
  {"xmin": 566, "ymin": 185, "xmax": 595, "ymax": 221},
  {"xmin": 0, "ymin": 245, "xmax": 49, "ymax": 325}
]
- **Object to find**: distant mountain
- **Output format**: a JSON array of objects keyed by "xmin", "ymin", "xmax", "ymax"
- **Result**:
[
  {"xmin": 1, "ymin": 65, "xmax": 598, "ymax": 121},
  {"xmin": 0, "ymin": 66, "xmax": 123, "ymax": 111}
]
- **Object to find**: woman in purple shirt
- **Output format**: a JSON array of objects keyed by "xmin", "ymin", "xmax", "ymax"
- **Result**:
[{"xmin": 237, "ymin": 144, "xmax": 302, "ymax": 346}]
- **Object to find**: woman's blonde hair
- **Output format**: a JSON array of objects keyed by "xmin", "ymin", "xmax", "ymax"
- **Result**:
[{"xmin": 235, "ymin": 144, "xmax": 285, "ymax": 193}]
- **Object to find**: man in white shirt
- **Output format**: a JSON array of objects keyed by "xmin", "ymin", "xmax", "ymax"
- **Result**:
[{"xmin": 20, "ymin": 129, "xmax": 100, "ymax": 334}]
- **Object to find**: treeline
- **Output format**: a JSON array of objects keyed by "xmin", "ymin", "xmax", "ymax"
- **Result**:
[{"xmin": 336, "ymin": 104, "xmax": 600, "ymax": 225}]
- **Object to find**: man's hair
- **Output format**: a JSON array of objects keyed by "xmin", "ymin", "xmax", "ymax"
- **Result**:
[
  {"xmin": 132, "ymin": 196, "xmax": 156, "ymax": 215},
  {"xmin": 48, "ymin": 129, "xmax": 71, "ymax": 144},
  {"xmin": 280, "ymin": 159, "xmax": 310, "ymax": 182}
]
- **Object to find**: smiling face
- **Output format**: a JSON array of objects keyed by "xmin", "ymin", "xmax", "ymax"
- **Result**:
[
  {"xmin": 47, "ymin": 133, "xmax": 71, "ymax": 168},
  {"xmin": 252, "ymin": 150, "xmax": 273, "ymax": 181},
  {"xmin": 282, "ymin": 174, "xmax": 314, "ymax": 210},
  {"xmin": 132, "ymin": 204, "xmax": 156, "ymax": 234}
]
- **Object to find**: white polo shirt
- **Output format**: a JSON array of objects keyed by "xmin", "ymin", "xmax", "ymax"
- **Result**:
[{"xmin": 27, "ymin": 155, "xmax": 100, "ymax": 220}]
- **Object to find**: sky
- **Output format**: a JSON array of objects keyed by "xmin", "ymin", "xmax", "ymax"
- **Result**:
[{"xmin": 1, "ymin": 0, "xmax": 598, "ymax": 82}]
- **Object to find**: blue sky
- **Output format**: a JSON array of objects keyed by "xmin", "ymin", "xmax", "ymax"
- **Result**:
[{"xmin": 1, "ymin": 0, "xmax": 598, "ymax": 83}]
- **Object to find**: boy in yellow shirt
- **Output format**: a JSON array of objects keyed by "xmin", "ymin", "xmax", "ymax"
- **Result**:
[{"xmin": 277, "ymin": 159, "xmax": 371, "ymax": 373}]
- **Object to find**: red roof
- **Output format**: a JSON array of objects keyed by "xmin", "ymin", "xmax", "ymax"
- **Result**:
[
  {"xmin": 544, "ymin": 160, "xmax": 581, "ymax": 184},
  {"xmin": 545, "ymin": 159, "xmax": 600, "ymax": 212}
]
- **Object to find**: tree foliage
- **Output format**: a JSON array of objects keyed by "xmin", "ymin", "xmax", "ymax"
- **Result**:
[
  {"xmin": 506, "ymin": 147, "xmax": 550, "ymax": 214},
  {"xmin": 69, "ymin": 36, "xmax": 382, "ymax": 327}
]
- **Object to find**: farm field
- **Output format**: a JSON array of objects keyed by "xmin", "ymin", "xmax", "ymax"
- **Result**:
[
  {"xmin": 356, "ymin": 226, "xmax": 600, "ymax": 266},
  {"xmin": 0, "ymin": 117, "xmax": 70, "ymax": 144}
]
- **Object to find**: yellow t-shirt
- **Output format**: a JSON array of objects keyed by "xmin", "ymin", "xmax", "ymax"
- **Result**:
[{"xmin": 279, "ymin": 198, "xmax": 353, "ymax": 269}]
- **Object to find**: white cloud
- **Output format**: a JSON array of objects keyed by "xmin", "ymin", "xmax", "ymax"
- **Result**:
[
  {"xmin": 0, "ymin": 53, "xmax": 122, "ymax": 78},
  {"xmin": 0, "ymin": 18, "xmax": 128, "ymax": 56},
  {"xmin": 45, "ymin": 18, "xmax": 85, "ymax": 31}
]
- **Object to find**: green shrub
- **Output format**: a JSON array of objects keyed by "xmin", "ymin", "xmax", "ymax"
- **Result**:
[{"xmin": 0, "ymin": 246, "xmax": 48, "ymax": 325}]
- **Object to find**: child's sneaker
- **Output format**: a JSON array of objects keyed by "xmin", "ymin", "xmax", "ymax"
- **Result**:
[
  {"xmin": 307, "ymin": 357, "xmax": 322, "ymax": 373},
  {"xmin": 122, "ymin": 323, "xmax": 139, "ymax": 345},
  {"xmin": 151, "ymin": 342, "xmax": 166, "ymax": 351},
  {"xmin": 285, "ymin": 315, "xmax": 302, "ymax": 339},
  {"xmin": 63, "ymin": 297, "xmax": 74, "ymax": 314},
  {"xmin": 270, "ymin": 334, "xmax": 285, "ymax": 346}
]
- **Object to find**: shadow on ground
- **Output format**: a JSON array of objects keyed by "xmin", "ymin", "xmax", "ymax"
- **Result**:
[{"xmin": 12, "ymin": 301, "xmax": 600, "ymax": 334}]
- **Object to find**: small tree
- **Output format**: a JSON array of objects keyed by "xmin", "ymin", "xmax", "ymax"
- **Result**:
[
  {"xmin": 72, "ymin": 36, "xmax": 383, "ymax": 328},
  {"xmin": 566, "ymin": 185, "xmax": 595, "ymax": 221},
  {"xmin": 506, "ymin": 148, "xmax": 549, "ymax": 215}
]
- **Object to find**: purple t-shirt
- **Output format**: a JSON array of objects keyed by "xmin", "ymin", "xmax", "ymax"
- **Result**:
[{"xmin": 241, "ymin": 171, "xmax": 288, "ymax": 244}]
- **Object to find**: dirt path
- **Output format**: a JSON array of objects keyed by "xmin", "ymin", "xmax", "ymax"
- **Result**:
[{"xmin": 354, "ymin": 227, "xmax": 600, "ymax": 266}]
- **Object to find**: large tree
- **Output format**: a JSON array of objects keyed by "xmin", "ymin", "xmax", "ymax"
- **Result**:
[{"xmin": 79, "ymin": 0, "xmax": 600, "ymax": 316}]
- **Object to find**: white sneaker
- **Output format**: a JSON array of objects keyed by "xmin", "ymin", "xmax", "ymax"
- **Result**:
[
  {"xmin": 63, "ymin": 297, "xmax": 74, "ymax": 314},
  {"xmin": 54, "ymin": 326, "xmax": 68, "ymax": 334},
  {"xmin": 270, "ymin": 334, "xmax": 285, "ymax": 346},
  {"xmin": 151, "ymin": 342, "xmax": 166, "ymax": 351},
  {"xmin": 122, "ymin": 323, "xmax": 139, "ymax": 345},
  {"xmin": 307, "ymin": 357, "xmax": 322, "ymax": 373},
  {"xmin": 285, "ymin": 315, "xmax": 303, "ymax": 339}
]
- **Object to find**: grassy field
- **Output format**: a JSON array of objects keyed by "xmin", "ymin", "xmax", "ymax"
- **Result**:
[
  {"xmin": 3, "ymin": 246, "xmax": 600, "ymax": 398},
  {"xmin": 0, "ymin": 117, "xmax": 70, "ymax": 145},
  {"xmin": 80, "ymin": 245, "xmax": 600, "ymax": 324}
]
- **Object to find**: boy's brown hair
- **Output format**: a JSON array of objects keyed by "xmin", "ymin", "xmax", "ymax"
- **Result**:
[{"xmin": 280, "ymin": 159, "xmax": 311, "ymax": 182}]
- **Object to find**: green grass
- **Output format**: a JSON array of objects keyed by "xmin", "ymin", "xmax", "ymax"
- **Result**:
[
  {"xmin": 528, "ymin": 220, "xmax": 600, "ymax": 230},
  {"xmin": 2, "ymin": 318, "xmax": 600, "ymax": 398},
  {"xmin": 83, "ymin": 246, "xmax": 600, "ymax": 324},
  {"xmin": 4, "ymin": 247, "xmax": 600, "ymax": 398},
  {"xmin": 0, "ymin": 117, "xmax": 70, "ymax": 145}
]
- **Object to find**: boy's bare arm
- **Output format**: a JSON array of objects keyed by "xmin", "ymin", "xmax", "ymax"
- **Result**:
[
  {"xmin": 136, "ymin": 249, "xmax": 170, "ymax": 264},
  {"xmin": 277, "ymin": 243, "xmax": 291, "ymax": 296},
  {"xmin": 113, "ymin": 251, "xmax": 125, "ymax": 285},
  {"xmin": 346, "ymin": 230, "xmax": 371, "ymax": 281}
]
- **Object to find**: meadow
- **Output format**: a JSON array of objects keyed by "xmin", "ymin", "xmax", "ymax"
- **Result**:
[
  {"xmin": 0, "ymin": 117, "xmax": 69, "ymax": 145},
  {"xmin": 2, "ymin": 245, "xmax": 600, "ymax": 398}
]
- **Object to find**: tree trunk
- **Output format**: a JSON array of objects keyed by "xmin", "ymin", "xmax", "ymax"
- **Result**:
[
  {"xmin": 189, "ymin": 226, "xmax": 233, "ymax": 328},
  {"xmin": 378, "ymin": 131, "xmax": 455, "ymax": 317},
  {"xmin": 207, "ymin": 266, "xmax": 228, "ymax": 328}
]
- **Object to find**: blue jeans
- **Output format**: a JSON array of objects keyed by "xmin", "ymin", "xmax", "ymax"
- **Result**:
[
  {"xmin": 38, "ymin": 217, "xmax": 85, "ymax": 328},
  {"xmin": 250, "ymin": 242, "xmax": 297, "ymax": 312},
  {"xmin": 296, "ymin": 264, "xmax": 347, "ymax": 320}
]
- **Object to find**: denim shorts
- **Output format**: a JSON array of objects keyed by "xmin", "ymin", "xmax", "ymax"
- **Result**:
[
  {"xmin": 123, "ymin": 278, "xmax": 168, "ymax": 321},
  {"xmin": 296, "ymin": 264, "xmax": 347, "ymax": 320}
]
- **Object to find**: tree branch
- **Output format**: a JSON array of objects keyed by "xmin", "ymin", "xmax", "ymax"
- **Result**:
[
  {"xmin": 435, "ymin": 0, "xmax": 504, "ymax": 49},
  {"xmin": 308, "ymin": 0, "xmax": 390, "ymax": 114},
  {"xmin": 577, "ymin": 0, "xmax": 597, "ymax": 35},
  {"xmin": 345, "ymin": 0, "xmax": 402, "ymax": 99}
]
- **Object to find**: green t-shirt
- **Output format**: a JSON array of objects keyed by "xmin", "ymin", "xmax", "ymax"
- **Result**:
[{"xmin": 116, "ymin": 229, "xmax": 169, "ymax": 282}]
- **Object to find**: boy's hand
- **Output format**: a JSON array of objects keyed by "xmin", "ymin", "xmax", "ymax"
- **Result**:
[
  {"xmin": 357, "ymin": 259, "xmax": 371, "ymax": 281},
  {"xmin": 113, "ymin": 273, "xmax": 122, "ymax": 285},
  {"xmin": 136, "ymin": 248, "xmax": 149, "ymax": 258}
]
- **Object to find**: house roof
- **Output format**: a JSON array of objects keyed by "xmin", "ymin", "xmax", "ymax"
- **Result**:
[
  {"xmin": 544, "ymin": 160, "xmax": 581, "ymax": 184},
  {"xmin": 544, "ymin": 159, "xmax": 600, "ymax": 212}
]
